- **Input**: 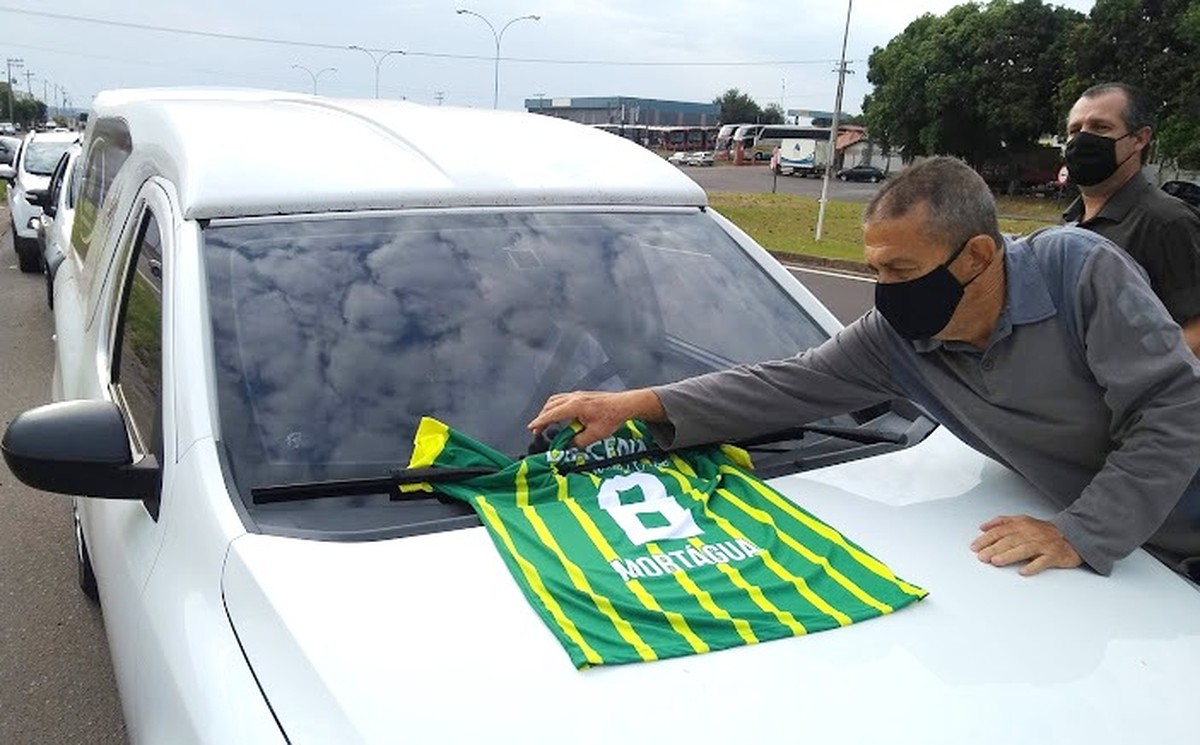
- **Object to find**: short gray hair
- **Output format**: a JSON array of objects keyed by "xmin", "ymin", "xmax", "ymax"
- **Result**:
[{"xmin": 863, "ymin": 157, "xmax": 1003, "ymax": 255}]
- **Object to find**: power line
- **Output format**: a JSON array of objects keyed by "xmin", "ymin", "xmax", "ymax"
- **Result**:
[{"xmin": 0, "ymin": 5, "xmax": 850, "ymax": 68}]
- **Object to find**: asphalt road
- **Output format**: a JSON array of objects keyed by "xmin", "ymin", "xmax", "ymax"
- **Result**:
[
  {"xmin": 0, "ymin": 195, "xmax": 870, "ymax": 744},
  {"xmin": 0, "ymin": 211, "xmax": 128, "ymax": 745},
  {"xmin": 680, "ymin": 161, "xmax": 886, "ymax": 202}
]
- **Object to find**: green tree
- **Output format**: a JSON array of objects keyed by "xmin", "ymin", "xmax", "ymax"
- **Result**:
[
  {"xmin": 713, "ymin": 88, "xmax": 762, "ymax": 124},
  {"xmin": 0, "ymin": 83, "xmax": 46, "ymax": 126},
  {"xmin": 1060, "ymin": 0, "xmax": 1200, "ymax": 171},
  {"xmin": 760, "ymin": 103, "xmax": 785, "ymax": 125},
  {"xmin": 863, "ymin": 1, "xmax": 1083, "ymax": 167}
]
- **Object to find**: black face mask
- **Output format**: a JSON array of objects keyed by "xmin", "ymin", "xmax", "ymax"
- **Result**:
[
  {"xmin": 874, "ymin": 239, "xmax": 983, "ymax": 340},
  {"xmin": 1064, "ymin": 131, "xmax": 1136, "ymax": 187}
]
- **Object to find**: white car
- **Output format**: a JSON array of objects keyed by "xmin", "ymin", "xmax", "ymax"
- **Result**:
[
  {"xmin": 667, "ymin": 150, "xmax": 690, "ymax": 166},
  {"xmin": 1, "ymin": 129, "xmax": 78, "ymax": 272},
  {"xmin": 685, "ymin": 150, "xmax": 715, "ymax": 167},
  {"xmin": 2, "ymin": 89, "xmax": 1199, "ymax": 744},
  {"xmin": 26, "ymin": 141, "xmax": 82, "ymax": 307}
]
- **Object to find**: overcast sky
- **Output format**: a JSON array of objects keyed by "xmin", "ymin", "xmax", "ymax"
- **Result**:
[{"xmin": 2, "ymin": 0, "xmax": 1095, "ymax": 115}]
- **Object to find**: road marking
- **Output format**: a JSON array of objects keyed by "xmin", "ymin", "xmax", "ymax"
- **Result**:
[{"xmin": 782, "ymin": 264, "xmax": 876, "ymax": 284}]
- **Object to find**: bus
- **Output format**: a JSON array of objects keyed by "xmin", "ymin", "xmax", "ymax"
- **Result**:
[
  {"xmin": 714, "ymin": 123, "xmax": 752, "ymax": 160},
  {"xmin": 750, "ymin": 125, "xmax": 831, "ymax": 162},
  {"xmin": 730, "ymin": 124, "xmax": 764, "ymax": 163}
]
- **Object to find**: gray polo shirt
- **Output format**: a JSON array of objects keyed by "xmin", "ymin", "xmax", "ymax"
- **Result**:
[
  {"xmin": 1063, "ymin": 172, "xmax": 1200, "ymax": 323},
  {"xmin": 649, "ymin": 226, "xmax": 1200, "ymax": 576}
]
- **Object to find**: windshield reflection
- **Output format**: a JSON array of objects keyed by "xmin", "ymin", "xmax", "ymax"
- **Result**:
[
  {"xmin": 204, "ymin": 210, "xmax": 827, "ymax": 495},
  {"xmin": 25, "ymin": 141, "xmax": 72, "ymax": 176}
]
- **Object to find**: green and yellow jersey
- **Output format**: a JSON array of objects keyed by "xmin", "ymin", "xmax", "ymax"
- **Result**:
[{"xmin": 407, "ymin": 417, "xmax": 926, "ymax": 669}]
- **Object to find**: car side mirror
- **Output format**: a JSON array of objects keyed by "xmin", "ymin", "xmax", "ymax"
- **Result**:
[
  {"xmin": 0, "ymin": 163, "xmax": 14, "ymax": 182},
  {"xmin": 25, "ymin": 188, "xmax": 51, "ymax": 208},
  {"xmin": 1, "ymin": 400, "xmax": 160, "ymax": 501}
]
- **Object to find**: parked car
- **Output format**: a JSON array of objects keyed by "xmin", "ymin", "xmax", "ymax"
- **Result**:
[
  {"xmin": 685, "ymin": 150, "xmax": 715, "ymax": 167},
  {"xmin": 0, "ymin": 130, "xmax": 78, "ymax": 272},
  {"xmin": 1162, "ymin": 179, "xmax": 1200, "ymax": 208},
  {"xmin": 667, "ymin": 151, "xmax": 689, "ymax": 166},
  {"xmin": 836, "ymin": 164, "xmax": 886, "ymax": 183},
  {"xmin": 2, "ymin": 88, "xmax": 1199, "ymax": 744},
  {"xmin": 25, "ymin": 142, "xmax": 82, "ymax": 308},
  {"xmin": 0, "ymin": 134, "xmax": 20, "ymax": 166}
]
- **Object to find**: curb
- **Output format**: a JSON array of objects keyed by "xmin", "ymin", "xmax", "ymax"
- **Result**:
[{"xmin": 766, "ymin": 250, "xmax": 871, "ymax": 276}]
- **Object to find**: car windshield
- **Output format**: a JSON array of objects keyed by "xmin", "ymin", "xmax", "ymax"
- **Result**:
[
  {"xmin": 203, "ymin": 209, "xmax": 909, "ymax": 537},
  {"xmin": 24, "ymin": 141, "xmax": 72, "ymax": 175}
]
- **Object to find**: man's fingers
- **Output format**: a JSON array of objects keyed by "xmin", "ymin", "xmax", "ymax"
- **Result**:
[
  {"xmin": 979, "ymin": 515, "xmax": 1015, "ymax": 531},
  {"xmin": 986, "ymin": 541, "xmax": 1042, "ymax": 567},
  {"xmin": 1018, "ymin": 554, "xmax": 1055, "ymax": 577}
]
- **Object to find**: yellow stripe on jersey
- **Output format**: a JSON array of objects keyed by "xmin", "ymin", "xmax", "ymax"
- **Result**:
[
  {"xmin": 557, "ymin": 475, "xmax": 710, "ymax": 656},
  {"xmin": 398, "ymin": 417, "xmax": 451, "ymax": 493},
  {"xmin": 475, "ymin": 495, "xmax": 604, "ymax": 667},
  {"xmin": 651, "ymin": 542, "xmax": 759, "ymax": 645},
  {"xmin": 720, "ymin": 466, "xmax": 926, "ymax": 598},
  {"xmin": 716, "ymin": 486, "xmax": 895, "ymax": 615},
  {"xmin": 515, "ymin": 463, "xmax": 658, "ymax": 663},
  {"xmin": 695, "ymin": 537, "xmax": 808, "ymax": 636},
  {"xmin": 661, "ymin": 460, "xmax": 848, "ymax": 628}
]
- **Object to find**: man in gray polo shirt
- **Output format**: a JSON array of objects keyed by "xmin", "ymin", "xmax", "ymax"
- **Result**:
[
  {"xmin": 1062, "ymin": 82, "xmax": 1200, "ymax": 355},
  {"xmin": 528, "ymin": 157, "xmax": 1200, "ymax": 578}
]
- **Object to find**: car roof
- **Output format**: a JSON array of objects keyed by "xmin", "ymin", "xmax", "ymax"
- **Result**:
[
  {"xmin": 26, "ymin": 131, "xmax": 81, "ymax": 144},
  {"xmin": 88, "ymin": 87, "xmax": 709, "ymax": 220}
]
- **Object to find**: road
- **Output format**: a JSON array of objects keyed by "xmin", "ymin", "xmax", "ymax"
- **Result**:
[
  {"xmin": 0, "ymin": 197, "xmax": 870, "ymax": 744},
  {"xmin": 0, "ymin": 211, "xmax": 128, "ymax": 745},
  {"xmin": 680, "ymin": 161, "xmax": 885, "ymax": 202}
]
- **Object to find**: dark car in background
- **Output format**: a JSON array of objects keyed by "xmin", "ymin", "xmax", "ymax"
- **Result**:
[
  {"xmin": 836, "ymin": 164, "xmax": 886, "ymax": 183},
  {"xmin": 1162, "ymin": 179, "xmax": 1200, "ymax": 208}
]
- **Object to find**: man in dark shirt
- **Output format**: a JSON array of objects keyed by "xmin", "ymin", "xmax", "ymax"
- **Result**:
[{"xmin": 1062, "ymin": 82, "xmax": 1200, "ymax": 355}]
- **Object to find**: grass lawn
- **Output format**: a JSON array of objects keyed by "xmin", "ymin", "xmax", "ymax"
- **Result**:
[{"xmin": 708, "ymin": 191, "xmax": 1068, "ymax": 264}]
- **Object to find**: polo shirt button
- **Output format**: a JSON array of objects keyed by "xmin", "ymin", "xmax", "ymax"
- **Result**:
[{"xmin": 981, "ymin": 359, "xmax": 995, "ymax": 371}]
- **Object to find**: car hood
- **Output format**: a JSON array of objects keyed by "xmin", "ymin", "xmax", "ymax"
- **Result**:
[{"xmin": 223, "ymin": 429, "xmax": 1200, "ymax": 744}]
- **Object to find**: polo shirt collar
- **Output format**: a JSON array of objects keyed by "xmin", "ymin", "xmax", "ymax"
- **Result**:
[
  {"xmin": 911, "ymin": 236, "xmax": 1057, "ymax": 353},
  {"xmin": 1062, "ymin": 171, "xmax": 1151, "ymax": 225}
]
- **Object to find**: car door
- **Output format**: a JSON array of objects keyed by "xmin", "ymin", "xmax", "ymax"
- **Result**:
[{"xmin": 79, "ymin": 182, "xmax": 176, "ymax": 732}]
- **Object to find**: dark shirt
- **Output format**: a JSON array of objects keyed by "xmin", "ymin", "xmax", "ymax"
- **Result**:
[
  {"xmin": 1063, "ymin": 172, "xmax": 1200, "ymax": 323},
  {"xmin": 649, "ymin": 227, "xmax": 1200, "ymax": 576}
]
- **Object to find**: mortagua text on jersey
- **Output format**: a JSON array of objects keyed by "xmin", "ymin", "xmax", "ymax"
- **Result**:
[{"xmin": 405, "ymin": 417, "xmax": 927, "ymax": 669}]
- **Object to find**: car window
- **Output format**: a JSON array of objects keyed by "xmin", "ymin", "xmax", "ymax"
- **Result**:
[
  {"xmin": 73, "ymin": 118, "xmax": 133, "ymax": 260},
  {"xmin": 203, "ymin": 210, "xmax": 831, "ymax": 528},
  {"xmin": 112, "ymin": 209, "xmax": 164, "ymax": 480},
  {"xmin": 47, "ymin": 150, "xmax": 71, "ymax": 208},
  {"xmin": 23, "ymin": 140, "xmax": 73, "ymax": 176}
]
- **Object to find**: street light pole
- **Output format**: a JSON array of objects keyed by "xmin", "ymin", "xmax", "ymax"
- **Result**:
[
  {"xmin": 292, "ymin": 64, "xmax": 337, "ymax": 95},
  {"xmin": 815, "ymin": 0, "xmax": 853, "ymax": 243},
  {"xmin": 348, "ymin": 45, "xmax": 406, "ymax": 99},
  {"xmin": 455, "ymin": 8, "xmax": 540, "ymax": 109}
]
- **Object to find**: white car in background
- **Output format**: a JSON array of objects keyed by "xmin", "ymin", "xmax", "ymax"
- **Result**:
[
  {"xmin": 1, "ymin": 129, "xmax": 78, "ymax": 272},
  {"xmin": 2, "ymin": 89, "xmax": 1199, "ymax": 744},
  {"xmin": 25, "ymin": 141, "xmax": 82, "ymax": 307}
]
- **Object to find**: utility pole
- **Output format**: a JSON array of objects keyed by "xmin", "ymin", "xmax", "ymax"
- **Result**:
[
  {"xmin": 434, "ymin": 91, "xmax": 445, "ymax": 106},
  {"xmin": 4, "ymin": 58, "xmax": 22, "ymax": 123},
  {"xmin": 23, "ymin": 69, "xmax": 35, "ymax": 99},
  {"xmin": 815, "ymin": 0, "xmax": 853, "ymax": 243}
]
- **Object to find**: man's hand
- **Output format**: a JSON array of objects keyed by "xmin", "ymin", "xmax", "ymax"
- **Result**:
[
  {"xmin": 527, "ymin": 389, "xmax": 665, "ymax": 447},
  {"xmin": 970, "ymin": 515, "xmax": 1082, "ymax": 576}
]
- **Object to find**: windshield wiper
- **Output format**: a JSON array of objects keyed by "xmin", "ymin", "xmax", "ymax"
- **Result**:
[
  {"xmin": 252, "ymin": 424, "xmax": 911, "ymax": 505},
  {"xmin": 251, "ymin": 466, "xmax": 497, "ymax": 505},
  {"xmin": 738, "ymin": 423, "xmax": 908, "ymax": 449}
]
